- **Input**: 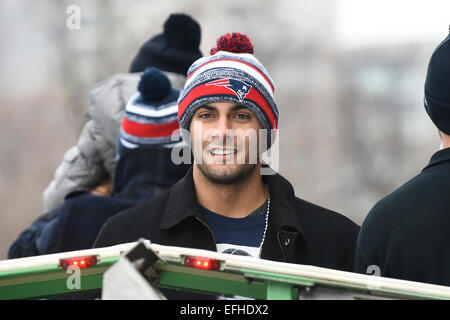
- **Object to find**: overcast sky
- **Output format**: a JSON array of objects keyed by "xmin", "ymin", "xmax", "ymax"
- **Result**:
[{"xmin": 335, "ymin": 0, "xmax": 450, "ymax": 48}]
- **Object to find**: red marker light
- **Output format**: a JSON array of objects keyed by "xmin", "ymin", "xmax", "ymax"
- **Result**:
[
  {"xmin": 184, "ymin": 256, "xmax": 221, "ymax": 271},
  {"xmin": 60, "ymin": 255, "xmax": 98, "ymax": 269}
]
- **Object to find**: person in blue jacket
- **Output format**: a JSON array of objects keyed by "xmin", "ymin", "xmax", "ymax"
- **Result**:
[{"xmin": 8, "ymin": 68, "xmax": 190, "ymax": 258}]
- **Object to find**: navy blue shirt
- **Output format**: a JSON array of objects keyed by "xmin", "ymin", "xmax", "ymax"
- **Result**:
[{"xmin": 201, "ymin": 201, "xmax": 268, "ymax": 258}]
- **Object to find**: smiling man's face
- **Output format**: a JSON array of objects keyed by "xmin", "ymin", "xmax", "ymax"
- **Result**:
[{"xmin": 189, "ymin": 101, "xmax": 262, "ymax": 184}]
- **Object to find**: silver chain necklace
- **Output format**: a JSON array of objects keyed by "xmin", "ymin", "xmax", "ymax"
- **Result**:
[{"xmin": 258, "ymin": 184, "xmax": 270, "ymax": 258}]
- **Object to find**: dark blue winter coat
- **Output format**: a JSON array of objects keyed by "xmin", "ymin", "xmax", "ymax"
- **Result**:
[{"xmin": 8, "ymin": 147, "xmax": 190, "ymax": 258}]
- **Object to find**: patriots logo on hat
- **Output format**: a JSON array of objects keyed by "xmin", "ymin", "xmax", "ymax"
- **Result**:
[{"xmin": 206, "ymin": 78, "xmax": 252, "ymax": 101}]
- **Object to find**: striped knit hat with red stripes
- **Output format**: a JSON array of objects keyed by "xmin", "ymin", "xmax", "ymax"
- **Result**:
[
  {"xmin": 177, "ymin": 32, "xmax": 278, "ymax": 147},
  {"xmin": 118, "ymin": 67, "xmax": 182, "ymax": 158}
]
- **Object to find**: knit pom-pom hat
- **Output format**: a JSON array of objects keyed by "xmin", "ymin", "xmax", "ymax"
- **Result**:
[
  {"xmin": 129, "ymin": 13, "xmax": 203, "ymax": 75},
  {"xmin": 118, "ymin": 67, "xmax": 182, "ymax": 158},
  {"xmin": 177, "ymin": 32, "xmax": 278, "ymax": 148}
]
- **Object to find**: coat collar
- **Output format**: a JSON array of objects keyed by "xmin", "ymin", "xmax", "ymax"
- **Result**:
[
  {"xmin": 422, "ymin": 147, "xmax": 450, "ymax": 172},
  {"xmin": 159, "ymin": 166, "xmax": 308, "ymax": 244},
  {"xmin": 262, "ymin": 171, "xmax": 308, "ymax": 244},
  {"xmin": 159, "ymin": 166, "xmax": 201, "ymax": 229}
]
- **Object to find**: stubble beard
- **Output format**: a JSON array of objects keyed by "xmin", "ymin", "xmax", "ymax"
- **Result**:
[
  {"xmin": 196, "ymin": 161, "xmax": 258, "ymax": 185},
  {"xmin": 191, "ymin": 124, "xmax": 261, "ymax": 185}
]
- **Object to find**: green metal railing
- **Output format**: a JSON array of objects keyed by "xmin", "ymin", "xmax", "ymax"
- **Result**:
[
  {"xmin": 0, "ymin": 257, "xmax": 118, "ymax": 299},
  {"xmin": 1, "ymin": 242, "xmax": 450, "ymax": 300}
]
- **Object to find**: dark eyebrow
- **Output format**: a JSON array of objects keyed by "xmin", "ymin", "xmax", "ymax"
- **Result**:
[
  {"xmin": 197, "ymin": 105, "xmax": 217, "ymax": 111},
  {"xmin": 197, "ymin": 104, "xmax": 248, "ymax": 112},
  {"xmin": 231, "ymin": 105, "xmax": 248, "ymax": 111}
]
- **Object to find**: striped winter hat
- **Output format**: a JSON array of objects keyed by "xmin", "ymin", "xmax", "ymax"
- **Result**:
[
  {"xmin": 117, "ymin": 67, "xmax": 183, "ymax": 158},
  {"xmin": 177, "ymin": 32, "xmax": 278, "ymax": 146}
]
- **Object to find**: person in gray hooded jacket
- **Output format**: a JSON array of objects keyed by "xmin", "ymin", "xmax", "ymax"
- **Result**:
[{"xmin": 42, "ymin": 13, "xmax": 202, "ymax": 212}]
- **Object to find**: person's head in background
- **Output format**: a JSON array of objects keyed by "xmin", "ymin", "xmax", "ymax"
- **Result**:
[
  {"xmin": 89, "ymin": 67, "xmax": 187, "ymax": 198},
  {"xmin": 115, "ymin": 67, "xmax": 190, "ymax": 198},
  {"xmin": 129, "ymin": 13, "xmax": 202, "ymax": 78},
  {"xmin": 117, "ymin": 67, "xmax": 183, "ymax": 157},
  {"xmin": 424, "ymin": 31, "xmax": 450, "ymax": 150}
]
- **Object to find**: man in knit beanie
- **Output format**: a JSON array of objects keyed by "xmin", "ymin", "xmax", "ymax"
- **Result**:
[
  {"xmin": 354, "ymin": 30, "xmax": 450, "ymax": 286},
  {"xmin": 94, "ymin": 32, "xmax": 359, "ymax": 300},
  {"xmin": 177, "ymin": 33, "xmax": 279, "ymax": 183}
]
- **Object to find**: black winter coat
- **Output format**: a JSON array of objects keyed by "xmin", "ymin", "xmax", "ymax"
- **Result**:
[
  {"xmin": 354, "ymin": 148, "xmax": 450, "ymax": 286},
  {"xmin": 94, "ymin": 166, "xmax": 360, "ymax": 298}
]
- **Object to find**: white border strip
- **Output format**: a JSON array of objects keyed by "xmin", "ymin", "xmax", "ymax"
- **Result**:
[
  {"xmin": 119, "ymin": 137, "xmax": 138, "ymax": 149},
  {"xmin": 126, "ymin": 100, "xmax": 179, "ymax": 118}
]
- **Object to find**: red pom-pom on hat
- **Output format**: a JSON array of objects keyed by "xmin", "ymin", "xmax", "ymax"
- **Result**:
[{"xmin": 210, "ymin": 32, "xmax": 254, "ymax": 55}]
